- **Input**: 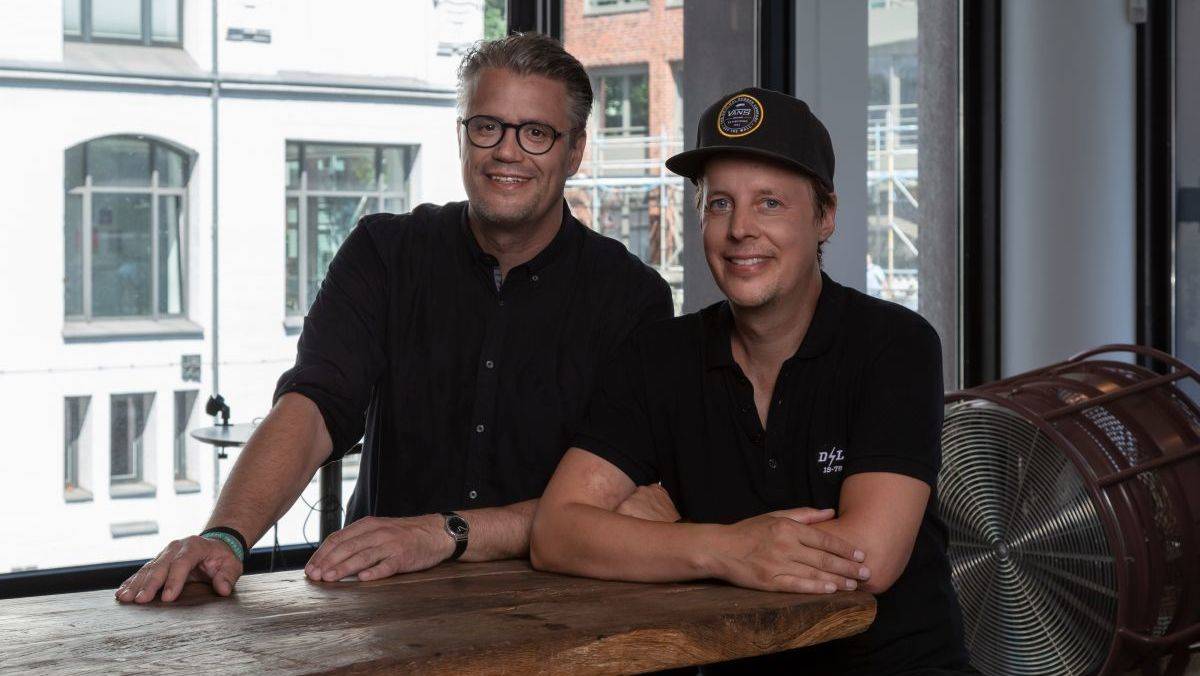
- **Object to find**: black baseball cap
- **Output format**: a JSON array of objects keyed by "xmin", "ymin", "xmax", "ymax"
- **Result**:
[{"xmin": 665, "ymin": 87, "xmax": 835, "ymax": 191}]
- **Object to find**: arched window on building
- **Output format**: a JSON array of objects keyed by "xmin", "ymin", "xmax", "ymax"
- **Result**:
[{"xmin": 64, "ymin": 135, "xmax": 193, "ymax": 320}]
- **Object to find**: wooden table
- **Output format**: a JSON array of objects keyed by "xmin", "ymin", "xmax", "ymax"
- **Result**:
[{"xmin": 0, "ymin": 560, "xmax": 875, "ymax": 675}]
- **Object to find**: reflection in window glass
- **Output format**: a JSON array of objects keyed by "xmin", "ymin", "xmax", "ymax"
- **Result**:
[
  {"xmin": 92, "ymin": 193, "xmax": 153, "ymax": 317},
  {"xmin": 110, "ymin": 393, "xmax": 152, "ymax": 484},
  {"xmin": 286, "ymin": 142, "xmax": 413, "ymax": 314},
  {"xmin": 173, "ymin": 391, "xmax": 197, "ymax": 482},
  {"xmin": 64, "ymin": 0, "xmax": 82, "ymax": 36},
  {"xmin": 65, "ymin": 195, "xmax": 84, "ymax": 317},
  {"xmin": 65, "ymin": 137, "xmax": 190, "ymax": 320},
  {"xmin": 64, "ymin": 396, "xmax": 90, "ymax": 492},
  {"xmin": 866, "ymin": 0, "xmax": 919, "ymax": 310},
  {"xmin": 90, "ymin": 137, "xmax": 151, "ymax": 187},
  {"xmin": 157, "ymin": 195, "xmax": 184, "ymax": 315},
  {"xmin": 91, "ymin": 0, "xmax": 143, "ymax": 40},
  {"xmin": 483, "ymin": 0, "xmax": 507, "ymax": 39},
  {"xmin": 565, "ymin": 1, "xmax": 685, "ymax": 312},
  {"xmin": 150, "ymin": 0, "xmax": 179, "ymax": 42}
]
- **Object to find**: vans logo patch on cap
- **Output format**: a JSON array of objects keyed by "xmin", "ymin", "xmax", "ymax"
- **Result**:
[{"xmin": 717, "ymin": 94, "xmax": 764, "ymax": 138}]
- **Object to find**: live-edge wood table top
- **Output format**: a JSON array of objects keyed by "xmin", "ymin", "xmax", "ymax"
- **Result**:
[{"xmin": 0, "ymin": 560, "xmax": 875, "ymax": 675}]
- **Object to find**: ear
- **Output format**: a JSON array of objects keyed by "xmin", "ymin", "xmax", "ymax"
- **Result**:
[
  {"xmin": 817, "ymin": 193, "xmax": 837, "ymax": 244},
  {"xmin": 566, "ymin": 128, "xmax": 587, "ymax": 177}
]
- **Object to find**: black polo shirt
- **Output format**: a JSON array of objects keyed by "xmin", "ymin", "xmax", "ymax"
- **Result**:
[
  {"xmin": 574, "ymin": 273, "xmax": 973, "ymax": 675},
  {"xmin": 274, "ymin": 201, "xmax": 673, "ymax": 524}
]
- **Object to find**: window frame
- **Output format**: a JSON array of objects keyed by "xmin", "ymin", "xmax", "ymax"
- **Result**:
[
  {"xmin": 65, "ymin": 136, "xmax": 191, "ymax": 322},
  {"xmin": 173, "ymin": 390, "xmax": 198, "ymax": 484},
  {"xmin": 590, "ymin": 65, "xmax": 651, "ymax": 138},
  {"xmin": 285, "ymin": 141, "xmax": 415, "ymax": 317},
  {"xmin": 63, "ymin": 0, "xmax": 184, "ymax": 47},
  {"xmin": 109, "ymin": 392, "xmax": 153, "ymax": 486},
  {"xmin": 64, "ymin": 396, "xmax": 92, "ymax": 501}
]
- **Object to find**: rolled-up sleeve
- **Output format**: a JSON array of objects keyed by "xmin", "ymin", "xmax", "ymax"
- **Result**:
[{"xmin": 274, "ymin": 217, "xmax": 389, "ymax": 463}]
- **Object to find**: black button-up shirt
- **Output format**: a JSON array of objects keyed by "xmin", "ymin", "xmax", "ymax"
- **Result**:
[
  {"xmin": 575, "ymin": 273, "xmax": 973, "ymax": 675},
  {"xmin": 274, "ymin": 201, "xmax": 672, "ymax": 524}
]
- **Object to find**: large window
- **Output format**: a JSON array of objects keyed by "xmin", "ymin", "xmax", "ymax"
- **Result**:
[
  {"xmin": 110, "ymin": 392, "xmax": 153, "ymax": 489},
  {"xmin": 65, "ymin": 136, "xmax": 191, "ymax": 320},
  {"xmin": 64, "ymin": 0, "xmax": 182, "ymax": 45},
  {"xmin": 866, "ymin": 0, "xmax": 920, "ymax": 310},
  {"xmin": 565, "ymin": 1, "xmax": 685, "ymax": 311},
  {"xmin": 285, "ymin": 142, "xmax": 415, "ymax": 315}
]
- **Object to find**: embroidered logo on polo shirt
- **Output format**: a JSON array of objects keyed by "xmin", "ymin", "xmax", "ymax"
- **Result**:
[
  {"xmin": 817, "ymin": 445, "xmax": 845, "ymax": 476},
  {"xmin": 717, "ymin": 94, "xmax": 764, "ymax": 138}
]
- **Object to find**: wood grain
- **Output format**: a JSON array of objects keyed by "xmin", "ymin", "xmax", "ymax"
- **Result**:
[{"xmin": 0, "ymin": 560, "xmax": 875, "ymax": 675}]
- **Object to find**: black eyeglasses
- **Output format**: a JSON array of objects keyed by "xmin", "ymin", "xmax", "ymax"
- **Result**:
[{"xmin": 459, "ymin": 115, "xmax": 574, "ymax": 155}]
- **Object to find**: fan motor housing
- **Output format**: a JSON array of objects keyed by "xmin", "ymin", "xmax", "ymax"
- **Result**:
[{"xmin": 940, "ymin": 345, "xmax": 1200, "ymax": 675}]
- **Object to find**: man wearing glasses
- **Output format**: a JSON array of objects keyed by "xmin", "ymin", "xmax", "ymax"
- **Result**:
[{"xmin": 116, "ymin": 33, "xmax": 673, "ymax": 603}]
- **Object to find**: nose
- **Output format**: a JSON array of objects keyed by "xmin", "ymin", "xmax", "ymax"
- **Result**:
[
  {"xmin": 728, "ymin": 203, "xmax": 758, "ymax": 241},
  {"xmin": 491, "ymin": 126, "xmax": 524, "ymax": 163}
]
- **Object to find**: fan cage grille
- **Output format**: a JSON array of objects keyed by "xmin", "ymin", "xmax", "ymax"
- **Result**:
[{"xmin": 941, "ymin": 400, "xmax": 1116, "ymax": 676}]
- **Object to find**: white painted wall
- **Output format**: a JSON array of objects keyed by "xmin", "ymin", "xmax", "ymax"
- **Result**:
[
  {"xmin": 0, "ymin": 0, "xmax": 474, "ymax": 573},
  {"xmin": 1000, "ymin": 0, "xmax": 1137, "ymax": 375}
]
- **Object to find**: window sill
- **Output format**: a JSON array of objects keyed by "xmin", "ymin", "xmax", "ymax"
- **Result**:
[
  {"xmin": 110, "ymin": 520, "xmax": 159, "ymax": 538},
  {"xmin": 174, "ymin": 479, "xmax": 201, "ymax": 494},
  {"xmin": 283, "ymin": 315, "xmax": 304, "ymax": 335},
  {"xmin": 110, "ymin": 482, "xmax": 157, "ymax": 499},
  {"xmin": 583, "ymin": 3, "xmax": 650, "ymax": 17},
  {"xmin": 63, "ymin": 318, "xmax": 204, "ymax": 343},
  {"xmin": 64, "ymin": 486, "xmax": 93, "ymax": 503}
]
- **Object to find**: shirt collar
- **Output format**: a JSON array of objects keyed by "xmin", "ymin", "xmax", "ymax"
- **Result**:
[
  {"xmin": 701, "ymin": 271, "xmax": 848, "ymax": 370},
  {"xmin": 460, "ymin": 200, "xmax": 579, "ymax": 274}
]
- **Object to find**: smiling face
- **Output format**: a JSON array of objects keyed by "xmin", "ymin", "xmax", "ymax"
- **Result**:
[
  {"xmin": 699, "ymin": 154, "xmax": 836, "ymax": 311},
  {"xmin": 459, "ymin": 67, "xmax": 586, "ymax": 232}
]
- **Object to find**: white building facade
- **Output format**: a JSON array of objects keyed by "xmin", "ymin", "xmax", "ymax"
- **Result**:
[{"xmin": 0, "ymin": 0, "xmax": 482, "ymax": 573}]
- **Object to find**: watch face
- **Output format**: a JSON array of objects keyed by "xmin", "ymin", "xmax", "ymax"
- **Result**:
[{"xmin": 447, "ymin": 516, "xmax": 469, "ymax": 538}]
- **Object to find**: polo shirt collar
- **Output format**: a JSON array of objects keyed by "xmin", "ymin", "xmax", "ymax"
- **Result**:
[
  {"xmin": 702, "ymin": 271, "xmax": 848, "ymax": 370},
  {"xmin": 460, "ymin": 200, "xmax": 579, "ymax": 274}
]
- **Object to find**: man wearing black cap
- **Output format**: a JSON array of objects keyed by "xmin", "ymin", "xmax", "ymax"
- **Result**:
[{"xmin": 530, "ymin": 88, "xmax": 974, "ymax": 673}]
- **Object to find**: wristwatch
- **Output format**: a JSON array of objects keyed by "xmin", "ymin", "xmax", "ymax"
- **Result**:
[{"xmin": 440, "ymin": 512, "xmax": 469, "ymax": 561}]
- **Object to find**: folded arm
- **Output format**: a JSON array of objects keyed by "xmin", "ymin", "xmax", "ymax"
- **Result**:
[
  {"xmin": 810, "ymin": 472, "xmax": 930, "ymax": 594},
  {"xmin": 531, "ymin": 449, "xmax": 869, "ymax": 593}
]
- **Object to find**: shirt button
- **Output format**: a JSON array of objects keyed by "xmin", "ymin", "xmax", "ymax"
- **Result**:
[
  {"xmin": 498, "ymin": 299, "xmax": 505, "ymax": 307},
  {"xmin": 468, "ymin": 490, "xmax": 478, "ymax": 500},
  {"xmin": 531, "ymin": 274, "xmax": 539, "ymax": 282},
  {"xmin": 767, "ymin": 458, "xmax": 778, "ymax": 469},
  {"xmin": 485, "ymin": 360, "xmax": 494, "ymax": 369},
  {"xmin": 475, "ymin": 424, "xmax": 485, "ymax": 433}
]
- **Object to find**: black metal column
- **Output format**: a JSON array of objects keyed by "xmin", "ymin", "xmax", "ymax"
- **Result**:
[
  {"xmin": 318, "ymin": 461, "xmax": 342, "ymax": 542},
  {"xmin": 1135, "ymin": 0, "xmax": 1176, "ymax": 371},
  {"xmin": 960, "ymin": 0, "xmax": 1003, "ymax": 387},
  {"xmin": 757, "ymin": 0, "xmax": 795, "ymax": 94}
]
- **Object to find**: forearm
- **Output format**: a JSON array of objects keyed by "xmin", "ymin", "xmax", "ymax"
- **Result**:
[
  {"xmin": 810, "ymin": 517, "xmax": 911, "ymax": 594},
  {"xmin": 206, "ymin": 392, "xmax": 331, "ymax": 547},
  {"xmin": 531, "ymin": 502, "xmax": 718, "ymax": 582},
  {"xmin": 452, "ymin": 499, "xmax": 539, "ymax": 562}
]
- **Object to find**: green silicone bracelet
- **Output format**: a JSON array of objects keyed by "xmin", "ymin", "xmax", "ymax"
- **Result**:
[{"xmin": 201, "ymin": 531, "xmax": 245, "ymax": 562}]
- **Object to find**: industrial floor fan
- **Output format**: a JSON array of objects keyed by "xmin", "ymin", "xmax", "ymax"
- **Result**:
[{"xmin": 940, "ymin": 345, "xmax": 1200, "ymax": 675}]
